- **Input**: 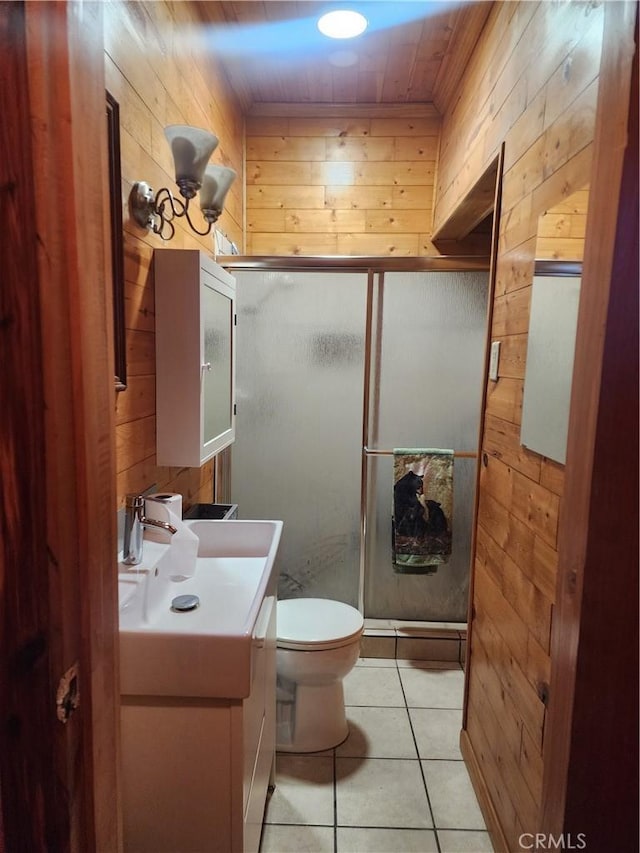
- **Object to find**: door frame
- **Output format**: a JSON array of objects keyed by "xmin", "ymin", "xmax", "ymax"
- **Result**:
[{"xmin": 1, "ymin": 2, "xmax": 120, "ymax": 849}]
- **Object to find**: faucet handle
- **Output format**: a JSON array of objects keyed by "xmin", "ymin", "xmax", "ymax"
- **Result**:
[{"xmin": 125, "ymin": 494, "xmax": 144, "ymax": 511}]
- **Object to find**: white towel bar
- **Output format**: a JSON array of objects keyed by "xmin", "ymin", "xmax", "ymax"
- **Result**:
[{"xmin": 363, "ymin": 447, "xmax": 477, "ymax": 458}]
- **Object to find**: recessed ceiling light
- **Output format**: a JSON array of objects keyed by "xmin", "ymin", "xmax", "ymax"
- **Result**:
[{"xmin": 317, "ymin": 10, "xmax": 368, "ymax": 40}]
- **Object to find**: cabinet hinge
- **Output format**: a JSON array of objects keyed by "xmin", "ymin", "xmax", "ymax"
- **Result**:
[
  {"xmin": 234, "ymin": 314, "xmax": 237, "ymax": 326},
  {"xmin": 233, "ymin": 403, "xmax": 237, "ymax": 416}
]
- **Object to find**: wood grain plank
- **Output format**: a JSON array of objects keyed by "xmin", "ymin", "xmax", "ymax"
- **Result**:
[
  {"xmin": 432, "ymin": 1, "xmax": 493, "ymax": 114},
  {"xmin": 114, "ymin": 374, "xmax": 155, "ymax": 426},
  {"xmin": 116, "ymin": 415, "xmax": 156, "ymax": 472},
  {"xmin": 324, "ymin": 186, "xmax": 393, "ymax": 210},
  {"xmin": 287, "ymin": 117, "xmax": 371, "ymax": 137},
  {"xmin": 473, "ymin": 579, "xmax": 546, "ymax": 751},
  {"xmin": 530, "ymin": 535, "xmax": 559, "ymax": 605},
  {"xmin": 465, "ymin": 702, "xmax": 521, "ymax": 850},
  {"xmin": 246, "ymin": 209, "xmax": 286, "ymax": 233},
  {"xmin": 249, "ymin": 103, "xmax": 440, "ymax": 119},
  {"xmin": 491, "ymin": 288, "xmax": 531, "ymax": 338},
  {"xmin": 325, "ymin": 137, "xmax": 395, "ymax": 162},
  {"xmin": 494, "ymin": 242, "xmax": 536, "ymax": 297},
  {"xmin": 247, "ymin": 160, "xmax": 312, "ymax": 185},
  {"xmin": 284, "ymin": 209, "xmax": 365, "ymax": 233},
  {"xmin": 483, "ymin": 413, "xmax": 541, "ymax": 482},
  {"xmin": 336, "ymin": 233, "xmax": 420, "ymax": 256},
  {"xmin": 394, "ymin": 136, "xmax": 439, "ymax": 161},
  {"xmin": 365, "ymin": 210, "xmax": 431, "ymax": 233},
  {"xmin": 353, "ymin": 162, "xmax": 435, "ymax": 186},
  {"xmin": 370, "ymin": 117, "xmax": 442, "ymax": 136},
  {"xmin": 511, "ymin": 469, "xmax": 560, "ymax": 549},
  {"xmin": 540, "ymin": 458, "xmax": 565, "ymax": 497},
  {"xmin": 485, "ymin": 377, "xmax": 524, "ymax": 424},
  {"xmin": 247, "ymin": 136, "xmax": 326, "ymax": 161},
  {"xmin": 245, "ymin": 115, "xmax": 290, "ymax": 136},
  {"xmin": 474, "ymin": 561, "xmax": 529, "ymax": 667},
  {"xmin": 496, "ymin": 334, "xmax": 527, "ymax": 379},
  {"xmin": 247, "ymin": 232, "xmax": 338, "ymax": 255},
  {"xmin": 125, "ymin": 330, "xmax": 155, "ymax": 376},
  {"xmin": 392, "ymin": 186, "xmax": 436, "ymax": 209},
  {"xmin": 247, "ymin": 184, "xmax": 325, "ymax": 210}
]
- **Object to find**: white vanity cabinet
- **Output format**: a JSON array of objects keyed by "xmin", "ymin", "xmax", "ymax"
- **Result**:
[
  {"xmin": 120, "ymin": 586, "xmax": 278, "ymax": 853},
  {"xmin": 154, "ymin": 249, "xmax": 236, "ymax": 467}
]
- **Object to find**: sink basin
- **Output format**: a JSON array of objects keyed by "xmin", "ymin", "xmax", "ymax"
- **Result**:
[
  {"xmin": 188, "ymin": 518, "xmax": 279, "ymax": 557},
  {"xmin": 118, "ymin": 519, "xmax": 282, "ymax": 699}
]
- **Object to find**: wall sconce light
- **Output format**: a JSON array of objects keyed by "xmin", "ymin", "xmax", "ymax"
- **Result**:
[{"xmin": 128, "ymin": 124, "xmax": 237, "ymax": 241}]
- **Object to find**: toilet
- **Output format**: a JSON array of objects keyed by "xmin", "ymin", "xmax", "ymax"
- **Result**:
[{"xmin": 275, "ymin": 597, "xmax": 364, "ymax": 753}]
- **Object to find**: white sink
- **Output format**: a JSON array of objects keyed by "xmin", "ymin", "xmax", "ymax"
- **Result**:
[{"xmin": 118, "ymin": 519, "xmax": 282, "ymax": 699}]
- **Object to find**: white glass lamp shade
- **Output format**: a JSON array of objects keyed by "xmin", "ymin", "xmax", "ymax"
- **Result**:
[
  {"xmin": 164, "ymin": 125, "xmax": 219, "ymax": 198},
  {"xmin": 199, "ymin": 165, "xmax": 237, "ymax": 222}
]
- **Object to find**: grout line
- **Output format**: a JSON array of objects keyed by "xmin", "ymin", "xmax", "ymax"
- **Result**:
[
  {"xmin": 398, "ymin": 657, "xmax": 443, "ymax": 853},
  {"xmin": 332, "ymin": 747, "xmax": 338, "ymax": 853}
]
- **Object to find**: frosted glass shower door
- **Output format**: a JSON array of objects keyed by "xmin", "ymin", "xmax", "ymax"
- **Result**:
[
  {"xmin": 231, "ymin": 270, "xmax": 367, "ymax": 607},
  {"xmin": 364, "ymin": 270, "xmax": 488, "ymax": 622}
]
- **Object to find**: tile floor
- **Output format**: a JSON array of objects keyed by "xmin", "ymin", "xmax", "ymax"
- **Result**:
[{"xmin": 260, "ymin": 658, "xmax": 494, "ymax": 853}]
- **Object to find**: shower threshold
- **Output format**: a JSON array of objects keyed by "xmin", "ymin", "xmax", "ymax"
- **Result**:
[{"xmin": 362, "ymin": 618, "xmax": 467, "ymax": 667}]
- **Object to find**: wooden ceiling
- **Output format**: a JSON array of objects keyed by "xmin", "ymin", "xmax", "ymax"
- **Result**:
[{"xmin": 199, "ymin": 1, "xmax": 493, "ymax": 114}]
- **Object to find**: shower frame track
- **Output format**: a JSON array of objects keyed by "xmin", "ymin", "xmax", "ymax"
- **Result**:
[{"xmin": 223, "ymin": 255, "xmax": 490, "ymax": 613}]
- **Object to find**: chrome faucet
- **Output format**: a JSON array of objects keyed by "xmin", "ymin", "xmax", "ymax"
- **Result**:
[{"xmin": 122, "ymin": 494, "xmax": 178, "ymax": 566}]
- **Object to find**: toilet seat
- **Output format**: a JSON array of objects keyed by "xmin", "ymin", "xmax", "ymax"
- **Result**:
[{"xmin": 277, "ymin": 598, "xmax": 363, "ymax": 651}]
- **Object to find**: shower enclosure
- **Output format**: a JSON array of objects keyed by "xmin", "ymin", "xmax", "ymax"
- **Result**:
[{"xmin": 226, "ymin": 259, "xmax": 488, "ymax": 623}]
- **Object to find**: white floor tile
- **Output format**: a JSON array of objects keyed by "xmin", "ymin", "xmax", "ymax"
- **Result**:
[
  {"xmin": 260, "ymin": 823, "xmax": 334, "ymax": 852},
  {"xmin": 422, "ymin": 760, "xmax": 486, "ymax": 830},
  {"xmin": 400, "ymin": 667, "xmax": 465, "ymax": 709},
  {"xmin": 343, "ymin": 666, "xmax": 405, "ymax": 707},
  {"xmin": 264, "ymin": 643, "xmax": 491, "ymax": 847},
  {"xmin": 265, "ymin": 755, "xmax": 334, "ymax": 826},
  {"xmin": 336, "ymin": 757, "xmax": 433, "ymax": 829},
  {"xmin": 437, "ymin": 829, "xmax": 495, "ymax": 852},
  {"xmin": 338, "ymin": 706, "xmax": 417, "ymax": 759},
  {"xmin": 409, "ymin": 708, "xmax": 463, "ymax": 759},
  {"xmin": 337, "ymin": 826, "xmax": 439, "ymax": 852}
]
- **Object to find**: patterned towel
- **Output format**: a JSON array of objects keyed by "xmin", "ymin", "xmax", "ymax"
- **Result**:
[{"xmin": 392, "ymin": 448, "xmax": 454, "ymax": 574}]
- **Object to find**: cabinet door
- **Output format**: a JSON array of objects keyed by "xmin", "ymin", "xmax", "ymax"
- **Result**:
[
  {"xmin": 155, "ymin": 250, "xmax": 236, "ymax": 467},
  {"xmin": 243, "ymin": 595, "xmax": 276, "ymax": 853},
  {"xmin": 201, "ymin": 269, "xmax": 235, "ymax": 462}
]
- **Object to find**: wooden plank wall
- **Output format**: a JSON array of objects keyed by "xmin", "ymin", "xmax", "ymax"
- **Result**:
[
  {"xmin": 535, "ymin": 188, "xmax": 589, "ymax": 261},
  {"xmin": 103, "ymin": 0, "xmax": 244, "ymax": 508},
  {"xmin": 433, "ymin": 2, "xmax": 605, "ymax": 850},
  {"xmin": 245, "ymin": 106, "xmax": 440, "ymax": 256}
]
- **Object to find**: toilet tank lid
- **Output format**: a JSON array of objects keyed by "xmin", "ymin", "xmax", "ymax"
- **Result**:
[{"xmin": 277, "ymin": 598, "xmax": 364, "ymax": 645}]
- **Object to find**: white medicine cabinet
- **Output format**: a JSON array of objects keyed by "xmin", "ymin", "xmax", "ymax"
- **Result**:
[{"xmin": 154, "ymin": 249, "xmax": 236, "ymax": 467}]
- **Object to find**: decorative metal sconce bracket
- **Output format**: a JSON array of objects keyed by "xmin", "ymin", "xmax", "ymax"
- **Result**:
[{"xmin": 129, "ymin": 180, "xmax": 220, "ymax": 242}]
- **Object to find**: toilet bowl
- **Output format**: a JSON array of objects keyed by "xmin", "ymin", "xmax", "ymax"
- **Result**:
[{"xmin": 276, "ymin": 598, "xmax": 364, "ymax": 753}]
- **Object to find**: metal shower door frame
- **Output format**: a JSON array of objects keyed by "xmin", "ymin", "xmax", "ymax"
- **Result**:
[{"xmin": 224, "ymin": 256, "xmax": 490, "ymax": 612}]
